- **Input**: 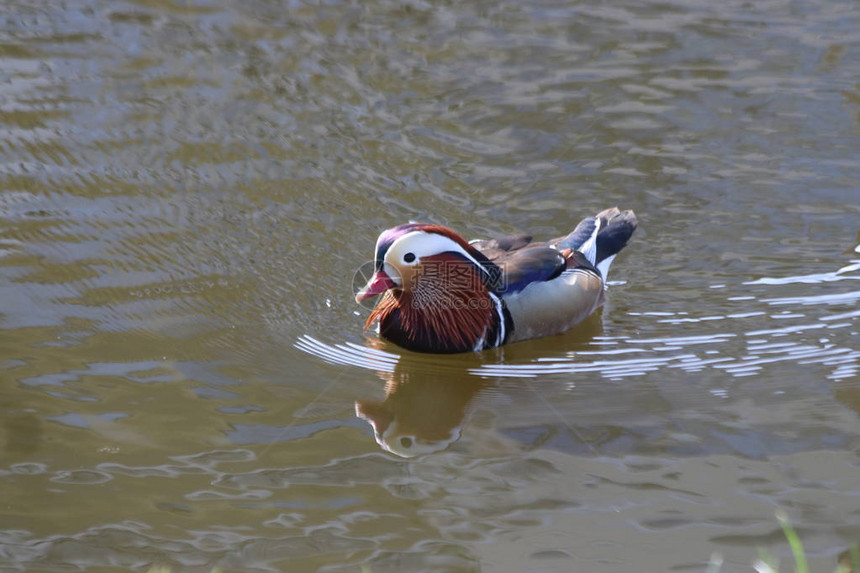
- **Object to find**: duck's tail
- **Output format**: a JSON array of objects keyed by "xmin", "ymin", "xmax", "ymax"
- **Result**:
[{"xmin": 557, "ymin": 207, "xmax": 638, "ymax": 279}]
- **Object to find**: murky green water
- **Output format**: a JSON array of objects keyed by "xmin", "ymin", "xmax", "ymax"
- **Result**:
[{"xmin": 2, "ymin": 0, "xmax": 859, "ymax": 571}]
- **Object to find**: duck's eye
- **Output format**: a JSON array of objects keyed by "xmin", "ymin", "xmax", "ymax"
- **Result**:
[{"xmin": 403, "ymin": 252, "xmax": 416, "ymax": 263}]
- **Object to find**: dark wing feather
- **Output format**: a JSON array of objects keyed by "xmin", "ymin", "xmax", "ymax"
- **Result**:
[
  {"xmin": 471, "ymin": 233, "xmax": 533, "ymax": 261},
  {"xmin": 551, "ymin": 216, "xmax": 597, "ymax": 252},
  {"xmin": 492, "ymin": 247, "xmax": 567, "ymax": 295}
]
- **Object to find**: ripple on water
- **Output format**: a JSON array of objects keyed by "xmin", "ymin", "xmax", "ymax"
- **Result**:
[
  {"xmin": 297, "ymin": 246, "xmax": 860, "ymax": 401},
  {"xmin": 49, "ymin": 469, "xmax": 113, "ymax": 485},
  {"xmin": 295, "ymin": 335, "xmax": 399, "ymax": 372},
  {"xmin": 213, "ymin": 453, "xmax": 407, "ymax": 492},
  {"xmin": 299, "ymin": 314, "xmax": 857, "ymax": 383}
]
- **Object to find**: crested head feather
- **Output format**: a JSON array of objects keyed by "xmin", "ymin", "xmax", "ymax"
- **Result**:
[{"xmin": 374, "ymin": 223, "xmax": 493, "ymax": 272}]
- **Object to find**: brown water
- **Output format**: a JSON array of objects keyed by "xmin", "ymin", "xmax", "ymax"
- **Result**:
[{"xmin": 1, "ymin": 0, "xmax": 859, "ymax": 571}]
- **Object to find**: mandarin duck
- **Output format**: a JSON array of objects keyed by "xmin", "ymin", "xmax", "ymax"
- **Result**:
[{"xmin": 355, "ymin": 207, "xmax": 637, "ymax": 353}]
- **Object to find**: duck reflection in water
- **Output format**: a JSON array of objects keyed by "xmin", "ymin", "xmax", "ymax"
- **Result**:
[
  {"xmin": 354, "ymin": 316, "xmax": 603, "ymax": 457},
  {"xmin": 355, "ymin": 345, "xmax": 487, "ymax": 457}
]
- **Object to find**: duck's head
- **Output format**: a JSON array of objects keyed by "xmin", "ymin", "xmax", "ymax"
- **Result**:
[{"xmin": 355, "ymin": 223, "xmax": 492, "ymax": 303}]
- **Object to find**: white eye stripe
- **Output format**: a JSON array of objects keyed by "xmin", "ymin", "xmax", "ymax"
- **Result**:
[{"xmin": 386, "ymin": 231, "xmax": 489, "ymax": 275}]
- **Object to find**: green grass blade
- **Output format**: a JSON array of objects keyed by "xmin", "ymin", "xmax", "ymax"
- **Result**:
[{"xmin": 776, "ymin": 511, "xmax": 808, "ymax": 573}]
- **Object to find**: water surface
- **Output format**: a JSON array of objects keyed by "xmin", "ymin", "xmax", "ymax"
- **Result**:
[{"xmin": 1, "ymin": 0, "xmax": 859, "ymax": 571}]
